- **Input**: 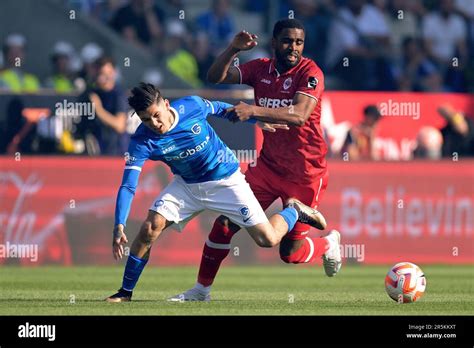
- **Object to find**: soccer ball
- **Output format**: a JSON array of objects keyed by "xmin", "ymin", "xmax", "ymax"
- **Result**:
[{"xmin": 385, "ymin": 262, "xmax": 426, "ymax": 303}]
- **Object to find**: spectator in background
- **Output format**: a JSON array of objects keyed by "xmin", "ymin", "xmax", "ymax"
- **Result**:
[
  {"xmin": 383, "ymin": 0, "xmax": 420, "ymax": 58},
  {"xmin": 397, "ymin": 37, "xmax": 444, "ymax": 91},
  {"xmin": 79, "ymin": 42, "xmax": 104, "ymax": 89},
  {"xmin": 422, "ymin": 0, "xmax": 468, "ymax": 91},
  {"xmin": 0, "ymin": 34, "xmax": 40, "ymax": 93},
  {"xmin": 44, "ymin": 41, "xmax": 77, "ymax": 94},
  {"xmin": 422, "ymin": 0, "xmax": 468, "ymax": 66},
  {"xmin": 196, "ymin": 0, "xmax": 235, "ymax": 57},
  {"xmin": 86, "ymin": 56, "xmax": 128, "ymax": 155},
  {"xmin": 438, "ymin": 104, "xmax": 474, "ymax": 157},
  {"xmin": 413, "ymin": 126, "xmax": 443, "ymax": 159},
  {"xmin": 326, "ymin": 0, "xmax": 395, "ymax": 90},
  {"xmin": 109, "ymin": 0, "xmax": 164, "ymax": 50},
  {"xmin": 285, "ymin": 0, "xmax": 333, "ymax": 70},
  {"xmin": 341, "ymin": 105, "xmax": 382, "ymax": 160},
  {"xmin": 164, "ymin": 20, "xmax": 202, "ymax": 89},
  {"xmin": 159, "ymin": 0, "xmax": 185, "ymax": 18},
  {"xmin": 453, "ymin": 0, "xmax": 474, "ymax": 91},
  {"xmin": 68, "ymin": 0, "xmax": 124, "ymax": 23},
  {"xmin": 190, "ymin": 32, "xmax": 215, "ymax": 87}
]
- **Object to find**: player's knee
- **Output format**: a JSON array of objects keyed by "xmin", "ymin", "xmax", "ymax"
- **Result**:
[
  {"xmin": 255, "ymin": 234, "xmax": 278, "ymax": 248},
  {"xmin": 140, "ymin": 219, "xmax": 164, "ymax": 243},
  {"xmin": 279, "ymin": 238, "xmax": 303, "ymax": 263}
]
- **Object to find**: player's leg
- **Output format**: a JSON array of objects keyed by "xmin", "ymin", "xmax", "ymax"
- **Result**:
[
  {"xmin": 106, "ymin": 211, "xmax": 172, "ymax": 302},
  {"xmin": 197, "ymin": 165, "xmax": 278, "ymax": 285},
  {"xmin": 195, "ymin": 215, "xmax": 242, "ymax": 288},
  {"xmin": 168, "ymin": 165, "xmax": 278, "ymax": 301},
  {"xmin": 168, "ymin": 169, "xmax": 320, "ymax": 302},
  {"xmin": 107, "ymin": 176, "xmax": 203, "ymax": 302},
  {"xmin": 279, "ymin": 170, "xmax": 342, "ymax": 276}
]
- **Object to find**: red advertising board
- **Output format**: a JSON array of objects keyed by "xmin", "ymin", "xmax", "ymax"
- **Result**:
[
  {"xmin": 256, "ymin": 91, "xmax": 474, "ymax": 160},
  {"xmin": 0, "ymin": 157, "xmax": 472, "ymax": 266}
]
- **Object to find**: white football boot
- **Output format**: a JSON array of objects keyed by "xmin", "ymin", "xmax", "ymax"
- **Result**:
[
  {"xmin": 322, "ymin": 230, "xmax": 342, "ymax": 277},
  {"xmin": 168, "ymin": 287, "xmax": 211, "ymax": 302}
]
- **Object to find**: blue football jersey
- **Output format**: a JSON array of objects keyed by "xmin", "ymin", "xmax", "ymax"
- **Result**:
[{"xmin": 115, "ymin": 96, "xmax": 241, "ymax": 226}]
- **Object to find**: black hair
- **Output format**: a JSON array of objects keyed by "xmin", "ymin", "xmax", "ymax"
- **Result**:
[
  {"xmin": 128, "ymin": 82, "xmax": 163, "ymax": 113},
  {"xmin": 364, "ymin": 105, "xmax": 381, "ymax": 119},
  {"xmin": 272, "ymin": 18, "xmax": 305, "ymax": 38}
]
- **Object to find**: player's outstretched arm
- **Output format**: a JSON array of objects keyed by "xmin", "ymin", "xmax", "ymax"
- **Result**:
[
  {"xmin": 207, "ymin": 30, "xmax": 258, "ymax": 84},
  {"xmin": 226, "ymin": 94, "xmax": 317, "ymax": 126}
]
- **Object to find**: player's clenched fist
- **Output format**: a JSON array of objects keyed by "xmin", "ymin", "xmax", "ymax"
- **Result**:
[
  {"xmin": 226, "ymin": 101, "xmax": 255, "ymax": 122},
  {"xmin": 231, "ymin": 30, "xmax": 258, "ymax": 52},
  {"xmin": 112, "ymin": 224, "xmax": 128, "ymax": 260}
]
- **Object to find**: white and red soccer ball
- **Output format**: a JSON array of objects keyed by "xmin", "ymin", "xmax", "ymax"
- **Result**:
[{"xmin": 385, "ymin": 262, "xmax": 426, "ymax": 303}]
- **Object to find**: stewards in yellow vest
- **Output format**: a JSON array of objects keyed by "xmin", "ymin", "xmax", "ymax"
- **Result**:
[
  {"xmin": 163, "ymin": 20, "xmax": 203, "ymax": 89},
  {"xmin": 44, "ymin": 41, "xmax": 76, "ymax": 93},
  {"xmin": 0, "ymin": 33, "xmax": 40, "ymax": 93}
]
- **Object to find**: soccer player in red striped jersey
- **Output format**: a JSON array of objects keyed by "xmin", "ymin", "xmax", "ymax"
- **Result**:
[{"xmin": 169, "ymin": 19, "xmax": 341, "ymax": 301}]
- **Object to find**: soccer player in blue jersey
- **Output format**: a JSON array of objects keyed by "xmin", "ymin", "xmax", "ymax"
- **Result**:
[{"xmin": 106, "ymin": 83, "xmax": 324, "ymax": 302}]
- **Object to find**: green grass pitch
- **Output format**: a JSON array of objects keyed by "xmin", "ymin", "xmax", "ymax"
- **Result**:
[{"xmin": 0, "ymin": 265, "xmax": 472, "ymax": 315}]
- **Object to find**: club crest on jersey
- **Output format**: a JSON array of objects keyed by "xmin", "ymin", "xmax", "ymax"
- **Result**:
[
  {"xmin": 154, "ymin": 200, "xmax": 165, "ymax": 207},
  {"xmin": 307, "ymin": 76, "xmax": 318, "ymax": 89},
  {"xmin": 191, "ymin": 123, "xmax": 201, "ymax": 134},
  {"xmin": 239, "ymin": 206, "xmax": 250, "ymax": 217},
  {"xmin": 283, "ymin": 77, "xmax": 292, "ymax": 90}
]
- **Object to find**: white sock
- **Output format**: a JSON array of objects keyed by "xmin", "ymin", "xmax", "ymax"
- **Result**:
[{"xmin": 195, "ymin": 282, "xmax": 211, "ymax": 294}]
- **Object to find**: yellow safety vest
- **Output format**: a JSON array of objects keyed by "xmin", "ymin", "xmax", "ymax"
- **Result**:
[
  {"xmin": 50, "ymin": 75, "xmax": 74, "ymax": 93},
  {"xmin": 0, "ymin": 69, "xmax": 40, "ymax": 92},
  {"xmin": 166, "ymin": 50, "xmax": 203, "ymax": 88}
]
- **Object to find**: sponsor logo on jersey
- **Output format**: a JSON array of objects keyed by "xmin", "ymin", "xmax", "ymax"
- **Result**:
[
  {"xmin": 162, "ymin": 145, "xmax": 176, "ymax": 154},
  {"xmin": 260, "ymin": 78, "xmax": 271, "ymax": 84},
  {"xmin": 258, "ymin": 97, "xmax": 293, "ymax": 108},
  {"xmin": 283, "ymin": 77, "xmax": 292, "ymax": 90},
  {"xmin": 164, "ymin": 136, "xmax": 210, "ymax": 161},
  {"xmin": 307, "ymin": 76, "xmax": 318, "ymax": 89},
  {"xmin": 191, "ymin": 123, "xmax": 201, "ymax": 134}
]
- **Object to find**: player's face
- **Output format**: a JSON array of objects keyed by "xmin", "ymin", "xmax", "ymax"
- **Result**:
[
  {"xmin": 138, "ymin": 99, "xmax": 174, "ymax": 134},
  {"xmin": 272, "ymin": 28, "xmax": 305, "ymax": 70}
]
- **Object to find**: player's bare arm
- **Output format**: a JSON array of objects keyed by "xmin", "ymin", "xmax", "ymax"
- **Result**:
[
  {"xmin": 227, "ymin": 93, "xmax": 317, "ymax": 126},
  {"xmin": 207, "ymin": 30, "xmax": 258, "ymax": 84}
]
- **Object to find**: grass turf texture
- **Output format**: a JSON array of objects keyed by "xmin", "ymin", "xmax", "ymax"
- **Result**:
[{"xmin": 0, "ymin": 265, "xmax": 472, "ymax": 315}]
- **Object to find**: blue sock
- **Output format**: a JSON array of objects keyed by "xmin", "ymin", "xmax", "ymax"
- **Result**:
[
  {"xmin": 122, "ymin": 254, "xmax": 148, "ymax": 292},
  {"xmin": 278, "ymin": 207, "xmax": 298, "ymax": 232}
]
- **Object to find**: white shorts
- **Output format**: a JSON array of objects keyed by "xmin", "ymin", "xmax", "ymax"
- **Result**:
[{"xmin": 149, "ymin": 169, "xmax": 268, "ymax": 230}]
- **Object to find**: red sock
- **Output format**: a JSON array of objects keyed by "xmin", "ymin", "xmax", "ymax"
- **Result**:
[
  {"xmin": 280, "ymin": 237, "xmax": 329, "ymax": 264},
  {"xmin": 197, "ymin": 220, "xmax": 236, "ymax": 286}
]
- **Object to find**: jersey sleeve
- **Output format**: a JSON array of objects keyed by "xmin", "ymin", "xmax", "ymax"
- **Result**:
[
  {"xmin": 198, "ymin": 97, "xmax": 257, "ymax": 124},
  {"xmin": 235, "ymin": 59, "xmax": 263, "ymax": 86},
  {"xmin": 200, "ymin": 97, "xmax": 233, "ymax": 118},
  {"xmin": 295, "ymin": 62, "xmax": 325, "ymax": 103},
  {"xmin": 114, "ymin": 135, "xmax": 150, "ymax": 226}
]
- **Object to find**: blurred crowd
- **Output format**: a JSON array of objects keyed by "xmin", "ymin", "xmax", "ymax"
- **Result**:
[
  {"xmin": 0, "ymin": 0, "xmax": 473, "ymax": 158},
  {"xmin": 1, "ymin": 0, "xmax": 473, "ymax": 93}
]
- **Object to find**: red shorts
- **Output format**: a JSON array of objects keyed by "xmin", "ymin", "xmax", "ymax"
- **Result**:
[{"xmin": 244, "ymin": 161, "xmax": 328, "ymax": 240}]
